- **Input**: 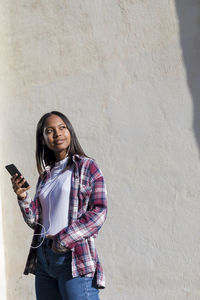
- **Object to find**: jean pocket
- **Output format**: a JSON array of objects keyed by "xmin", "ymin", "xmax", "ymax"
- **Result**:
[{"xmin": 49, "ymin": 251, "xmax": 72, "ymax": 277}]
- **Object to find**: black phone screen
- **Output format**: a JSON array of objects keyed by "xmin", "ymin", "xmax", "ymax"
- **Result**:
[{"xmin": 5, "ymin": 164, "xmax": 30, "ymax": 188}]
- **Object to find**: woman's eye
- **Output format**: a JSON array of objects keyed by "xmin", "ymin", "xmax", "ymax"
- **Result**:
[
  {"xmin": 46, "ymin": 129, "xmax": 53, "ymax": 134},
  {"xmin": 60, "ymin": 126, "xmax": 66, "ymax": 130}
]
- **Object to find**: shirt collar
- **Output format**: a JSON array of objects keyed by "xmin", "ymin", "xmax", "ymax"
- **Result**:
[{"xmin": 54, "ymin": 156, "xmax": 68, "ymax": 167}]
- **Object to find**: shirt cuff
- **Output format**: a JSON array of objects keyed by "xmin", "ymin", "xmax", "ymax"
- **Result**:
[
  {"xmin": 17, "ymin": 192, "xmax": 31, "ymax": 208},
  {"xmin": 53, "ymin": 230, "xmax": 76, "ymax": 250}
]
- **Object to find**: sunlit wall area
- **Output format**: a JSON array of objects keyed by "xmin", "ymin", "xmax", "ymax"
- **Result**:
[{"xmin": 1, "ymin": 1, "xmax": 200, "ymax": 299}]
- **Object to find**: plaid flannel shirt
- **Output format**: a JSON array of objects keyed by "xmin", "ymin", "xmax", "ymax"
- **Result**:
[{"xmin": 18, "ymin": 154, "xmax": 107, "ymax": 288}]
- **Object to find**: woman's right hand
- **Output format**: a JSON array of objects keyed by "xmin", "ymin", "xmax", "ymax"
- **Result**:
[{"xmin": 11, "ymin": 174, "xmax": 31, "ymax": 200}]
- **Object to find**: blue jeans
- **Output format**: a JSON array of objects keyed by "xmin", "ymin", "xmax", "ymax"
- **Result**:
[{"xmin": 35, "ymin": 238, "xmax": 100, "ymax": 300}]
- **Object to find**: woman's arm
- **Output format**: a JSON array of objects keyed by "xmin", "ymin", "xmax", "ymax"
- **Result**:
[
  {"xmin": 18, "ymin": 193, "xmax": 37, "ymax": 230},
  {"xmin": 17, "ymin": 177, "xmax": 41, "ymax": 230},
  {"xmin": 54, "ymin": 160, "xmax": 107, "ymax": 250}
]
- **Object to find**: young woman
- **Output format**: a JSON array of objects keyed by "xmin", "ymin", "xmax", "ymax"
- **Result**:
[{"xmin": 11, "ymin": 111, "xmax": 107, "ymax": 300}]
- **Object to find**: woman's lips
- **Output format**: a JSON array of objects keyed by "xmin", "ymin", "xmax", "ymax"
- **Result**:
[{"xmin": 54, "ymin": 139, "xmax": 64, "ymax": 145}]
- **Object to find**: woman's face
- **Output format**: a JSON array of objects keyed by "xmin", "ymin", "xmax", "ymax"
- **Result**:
[{"xmin": 43, "ymin": 114, "xmax": 71, "ymax": 156}]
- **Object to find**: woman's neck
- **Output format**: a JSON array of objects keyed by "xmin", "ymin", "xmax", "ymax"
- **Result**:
[{"xmin": 55, "ymin": 150, "xmax": 67, "ymax": 162}]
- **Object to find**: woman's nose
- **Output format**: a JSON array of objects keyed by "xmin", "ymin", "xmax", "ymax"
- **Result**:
[{"xmin": 53, "ymin": 130, "xmax": 61, "ymax": 137}]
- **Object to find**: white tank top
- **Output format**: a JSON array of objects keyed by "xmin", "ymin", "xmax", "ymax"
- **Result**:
[{"xmin": 39, "ymin": 156, "xmax": 72, "ymax": 236}]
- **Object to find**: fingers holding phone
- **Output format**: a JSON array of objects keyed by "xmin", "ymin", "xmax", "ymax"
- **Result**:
[
  {"xmin": 11, "ymin": 173, "xmax": 30, "ymax": 200},
  {"xmin": 5, "ymin": 164, "xmax": 30, "ymax": 200}
]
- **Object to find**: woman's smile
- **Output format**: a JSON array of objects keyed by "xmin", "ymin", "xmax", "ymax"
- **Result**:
[{"xmin": 54, "ymin": 139, "xmax": 65, "ymax": 145}]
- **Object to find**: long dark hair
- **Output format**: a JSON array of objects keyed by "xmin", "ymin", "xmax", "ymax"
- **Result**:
[{"xmin": 36, "ymin": 111, "xmax": 88, "ymax": 176}]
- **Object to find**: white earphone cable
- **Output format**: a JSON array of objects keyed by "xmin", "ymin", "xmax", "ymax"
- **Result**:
[
  {"xmin": 30, "ymin": 172, "xmax": 58, "ymax": 249},
  {"xmin": 30, "ymin": 154, "xmax": 70, "ymax": 249}
]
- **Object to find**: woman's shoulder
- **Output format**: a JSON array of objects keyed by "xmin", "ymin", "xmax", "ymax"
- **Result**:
[
  {"xmin": 77, "ymin": 155, "xmax": 103, "ymax": 178},
  {"xmin": 75, "ymin": 155, "xmax": 97, "ymax": 166}
]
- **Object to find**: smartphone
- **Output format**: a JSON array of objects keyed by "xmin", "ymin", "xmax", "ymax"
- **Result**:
[{"xmin": 5, "ymin": 164, "xmax": 30, "ymax": 188}]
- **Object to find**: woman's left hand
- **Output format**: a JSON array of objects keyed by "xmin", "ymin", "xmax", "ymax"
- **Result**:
[
  {"xmin": 51, "ymin": 239, "xmax": 70, "ymax": 254},
  {"xmin": 46, "ymin": 235, "xmax": 54, "ymax": 239}
]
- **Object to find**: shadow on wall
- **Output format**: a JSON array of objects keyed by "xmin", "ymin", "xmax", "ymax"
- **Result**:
[{"xmin": 175, "ymin": 0, "xmax": 200, "ymax": 152}]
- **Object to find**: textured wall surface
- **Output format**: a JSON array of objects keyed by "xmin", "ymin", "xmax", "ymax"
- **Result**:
[{"xmin": 1, "ymin": 1, "xmax": 200, "ymax": 299}]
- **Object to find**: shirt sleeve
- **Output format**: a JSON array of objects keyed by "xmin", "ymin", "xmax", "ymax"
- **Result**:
[
  {"xmin": 54, "ymin": 160, "xmax": 108, "ymax": 250},
  {"xmin": 17, "ymin": 177, "xmax": 41, "ymax": 230}
]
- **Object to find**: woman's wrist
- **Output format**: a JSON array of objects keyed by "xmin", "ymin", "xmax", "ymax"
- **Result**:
[{"xmin": 17, "ymin": 193, "xmax": 27, "ymax": 201}]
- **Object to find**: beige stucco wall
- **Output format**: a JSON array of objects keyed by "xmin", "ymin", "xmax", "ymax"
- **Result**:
[{"xmin": 1, "ymin": 0, "xmax": 200, "ymax": 299}]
